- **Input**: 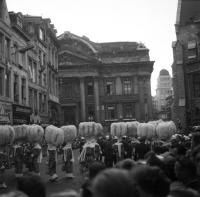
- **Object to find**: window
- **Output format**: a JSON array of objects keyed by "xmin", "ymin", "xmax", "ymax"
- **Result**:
[
  {"xmin": 27, "ymin": 23, "xmax": 34, "ymax": 34},
  {"xmin": 28, "ymin": 57, "xmax": 37, "ymax": 83},
  {"xmin": 106, "ymin": 81, "xmax": 114, "ymax": 95},
  {"xmin": 29, "ymin": 88, "xmax": 33, "ymax": 110},
  {"xmin": 187, "ymin": 40, "xmax": 197, "ymax": 60},
  {"xmin": 42, "ymin": 73, "xmax": 46, "ymax": 87},
  {"xmin": 21, "ymin": 78, "xmax": 26, "ymax": 104},
  {"xmin": 39, "ymin": 93, "xmax": 42, "ymax": 112},
  {"xmin": 32, "ymin": 61, "xmax": 36, "ymax": 83},
  {"xmin": 16, "ymin": 17, "xmax": 22, "ymax": 28},
  {"xmin": 106, "ymin": 105, "xmax": 116, "ymax": 120},
  {"xmin": 123, "ymin": 103, "xmax": 134, "ymax": 119},
  {"xmin": 43, "ymin": 95, "xmax": 46, "ymax": 113},
  {"xmin": 13, "ymin": 44, "xmax": 18, "ymax": 64},
  {"xmin": 14, "ymin": 74, "xmax": 19, "ymax": 103},
  {"xmin": 123, "ymin": 79, "xmax": 132, "ymax": 95},
  {"xmin": 193, "ymin": 74, "xmax": 200, "ymax": 97},
  {"xmin": 88, "ymin": 105, "xmax": 95, "ymax": 121},
  {"xmin": 5, "ymin": 71, "xmax": 10, "ymax": 97},
  {"xmin": 87, "ymin": 81, "xmax": 94, "ymax": 96},
  {"xmin": 39, "ymin": 72, "xmax": 42, "ymax": 86},
  {"xmin": 0, "ymin": 67, "xmax": 4, "ymax": 95},
  {"xmin": 39, "ymin": 28, "xmax": 45, "ymax": 41},
  {"xmin": 34, "ymin": 90, "xmax": 37, "ymax": 114},
  {"xmin": 0, "ymin": 33, "xmax": 3, "ymax": 58},
  {"xmin": 5, "ymin": 38, "xmax": 10, "ymax": 61}
]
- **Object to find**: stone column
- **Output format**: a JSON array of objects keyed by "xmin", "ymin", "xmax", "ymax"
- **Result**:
[
  {"xmin": 26, "ymin": 78, "xmax": 29, "ymax": 106},
  {"xmin": 18, "ymin": 76, "xmax": 22, "ymax": 104},
  {"xmin": 134, "ymin": 76, "xmax": 138, "ymax": 94},
  {"xmin": 138, "ymin": 76, "xmax": 145, "ymax": 121},
  {"xmin": 94, "ymin": 78, "xmax": 100, "ymax": 122},
  {"xmin": 147, "ymin": 76, "xmax": 153, "ymax": 120},
  {"xmin": 80, "ymin": 78, "xmax": 86, "ymax": 121}
]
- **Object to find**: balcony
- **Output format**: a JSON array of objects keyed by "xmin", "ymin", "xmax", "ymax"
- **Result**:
[
  {"xmin": 60, "ymin": 96, "xmax": 80, "ymax": 104},
  {"xmin": 100, "ymin": 94, "xmax": 139, "ymax": 103}
]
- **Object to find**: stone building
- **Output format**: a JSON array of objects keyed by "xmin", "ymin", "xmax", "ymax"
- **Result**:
[
  {"xmin": 58, "ymin": 32, "xmax": 154, "ymax": 129},
  {"xmin": 0, "ymin": 0, "xmax": 59, "ymax": 125},
  {"xmin": 9, "ymin": 12, "xmax": 32, "ymax": 124},
  {"xmin": 0, "ymin": 0, "xmax": 13, "ymax": 124},
  {"xmin": 155, "ymin": 69, "xmax": 172, "ymax": 119},
  {"xmin": 172, "ymin": 0, "xmax": 200, "ymax": 128},
  {"xmin": 22, "ymin": 15, "xmax": 59, "ymax": 124}
]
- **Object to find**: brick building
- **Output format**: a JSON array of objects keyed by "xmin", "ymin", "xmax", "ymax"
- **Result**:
[
  {"xmin": 58, "ymin": 32, "xmax": 154, "ymax": 129},
  {"xmin": 172, "ymin": 0, "xmax": 200, "ymax": 129}
]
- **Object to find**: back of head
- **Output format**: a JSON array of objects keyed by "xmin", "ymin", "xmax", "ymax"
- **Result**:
[
  {"xmin": 116, "ymin": 159, "xmax": 136, "ymax": 170},
  {"xmin": 0, "ymin": 191, "xmax": 28, "ymax": 197},
  {"xmin": 89, "ymin": 161, "xmax": 106, "ymax": 180},
  {"xmin": 169, "ymin": 189, "xmax": 200, "ymax": 197},
  {"xmin": 92, "ymin": 168, "xmax": 139, "ymax": 197},
  {"xmin": 17, "ymin": 175, "xmax": 46, "ymax": 197},
  {"xmin": 50, "ymin": 190, "xmax": 78, "ymax": 197},
  {"xmin": 131, "ymin": 165, "xmax": 170, "ymax": 197}
]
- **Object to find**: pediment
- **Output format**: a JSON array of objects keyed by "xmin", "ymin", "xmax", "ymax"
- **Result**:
[{"xmin": 58, "ymin": 51, "xmax": 95, "ymax": 66}]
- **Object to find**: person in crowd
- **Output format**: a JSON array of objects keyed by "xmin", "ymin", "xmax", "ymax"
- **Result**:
[
  {"xmin": 31, "ymin": 142, "xmax": 42, "ymax": 176},
  {"xmin": 145, "ymin": 151, "xmax": 165, "ymax": 170},
  {"xmin": 13, "ymin": 141, "xmax": 24, "ymax": 178},
  {"xmin": 104, "ymin": 136, "xmax": 113, "ymax": 167},
  {"xmin": 130, "ymin": 165, "xmax": 170, "ymax": 197},
  {"xmin": 173, "ymin": 156, "xmax": 200, "ymax": 192},
  {"xmin": 0, "ymin": 191, "xmax": 28, "ymax": 197},
  {"xmin": 50, "ymin": 190, "xmax": 78, "ymax": 197},
  {"xmin": 80, "ymin": 161, "xmax": 106, "ymax": 197},
  {"xmin": 92, "ymin": 168, "xmax": 139, "ymax": 197},
  {"xmin": 62, "ymin": 143, "xmax": 75, "ymax": 178},
  {"xmin": 80, "ymin": 137, "xmax": 86, "ymax": 154},
  {"xmin": 191, "ymin": 132, "xmax": 200, "ymax": 150},
  {"xmin": 192, "ymin": 145, "xmax": 200, "ymax": 177},
  {"xmin": 0, "ymin": 147, "xmax": 7, "ymax": 189},
  {"xmin": 47, "ymin": 143, "xmax": 58, "ymax": 182},
  {"xmin": 116, "ymin": 158, "xmax": 136, "ymax": 170},
  {"xmin": 17, "ymin": 174, "xmax": 46, "ymax": 197},
  {"xmin": 169, "ymin": 188, "xmax": 200, "ymax": 197},
  {"xmin": 134, "ymin": 137, "xmax": 150, "ymax": 161}
]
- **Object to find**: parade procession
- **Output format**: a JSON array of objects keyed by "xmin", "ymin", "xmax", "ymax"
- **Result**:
[
  {"xmin": 2, "ymin": 0, "xmax": 200, "ymax": 196},
  {"xmin": 0, "ymin": 120, "xmax": 197, "ymax": 187}
]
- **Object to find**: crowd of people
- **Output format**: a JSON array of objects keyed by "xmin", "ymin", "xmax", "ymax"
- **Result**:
[{"xmin": 1, "ymin": 124, "xmax": 200, "ymax": 197}]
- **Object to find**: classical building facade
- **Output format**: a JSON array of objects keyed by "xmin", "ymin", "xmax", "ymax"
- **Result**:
[
  {"xmin": 58, "ymin": 32, "xmax": 154, "ymax": 129},
  {"xmin": 155, "ymin": 69, "xmax": 172, "ymax": 119},
  {"xmin": 172, "ymin": 0, "xmax": 200, "ymax": 128}
]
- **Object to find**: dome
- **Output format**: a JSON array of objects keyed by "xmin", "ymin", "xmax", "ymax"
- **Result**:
[{"xmin": 159, "ymin": 69, "xmax": 169, "ymax": 76}]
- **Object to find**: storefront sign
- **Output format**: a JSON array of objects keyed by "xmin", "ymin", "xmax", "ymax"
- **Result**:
[
  {"xmin": 13, "ymin": 104, "xmax": 32, "ymax": 125},
  {"xmin": 0, "ymin": 102, "xmax": 11, "ymax": 124}
]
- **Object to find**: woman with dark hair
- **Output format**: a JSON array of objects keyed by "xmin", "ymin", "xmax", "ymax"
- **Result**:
[
  {"xmin": 192, "ymin": 145, "xmax": 200, "ymax": 177},
  {"xmin": 130, "ymin": 165, "xmax": 170, "ymax": 197},
  {"xmin": 174, "ymin": 156, "xmax": 200, "ymax": 192},
  {"xmin": 17, "ymin": 174, "xmax": 46, "ymax": 197},
  {"xmin": 92, "ymin": 168, "xmax": 139, "ymax": 197}
]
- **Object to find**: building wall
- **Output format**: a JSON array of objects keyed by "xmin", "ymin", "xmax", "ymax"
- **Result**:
[
  {"xmin": 173, "ymin": 0, "xmax": 200, "ymax": 128},
  {"xmin": 0, "ymin": 0, "xmax": 13, "ymax": 124}
]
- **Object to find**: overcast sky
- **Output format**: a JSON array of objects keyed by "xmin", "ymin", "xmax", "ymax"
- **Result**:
[{"xmin": 6, "ymin": 0, "xmax": 178, "ymax": 96}]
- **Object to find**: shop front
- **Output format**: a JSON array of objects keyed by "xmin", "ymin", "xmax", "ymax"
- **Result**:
[
  {"xmin": 12, "ymin": 104, "xmax": 32, "ymax": 125},
  {"xmin": 0, "ymin": 102, "xmax": 12, "ymax": 124}
]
